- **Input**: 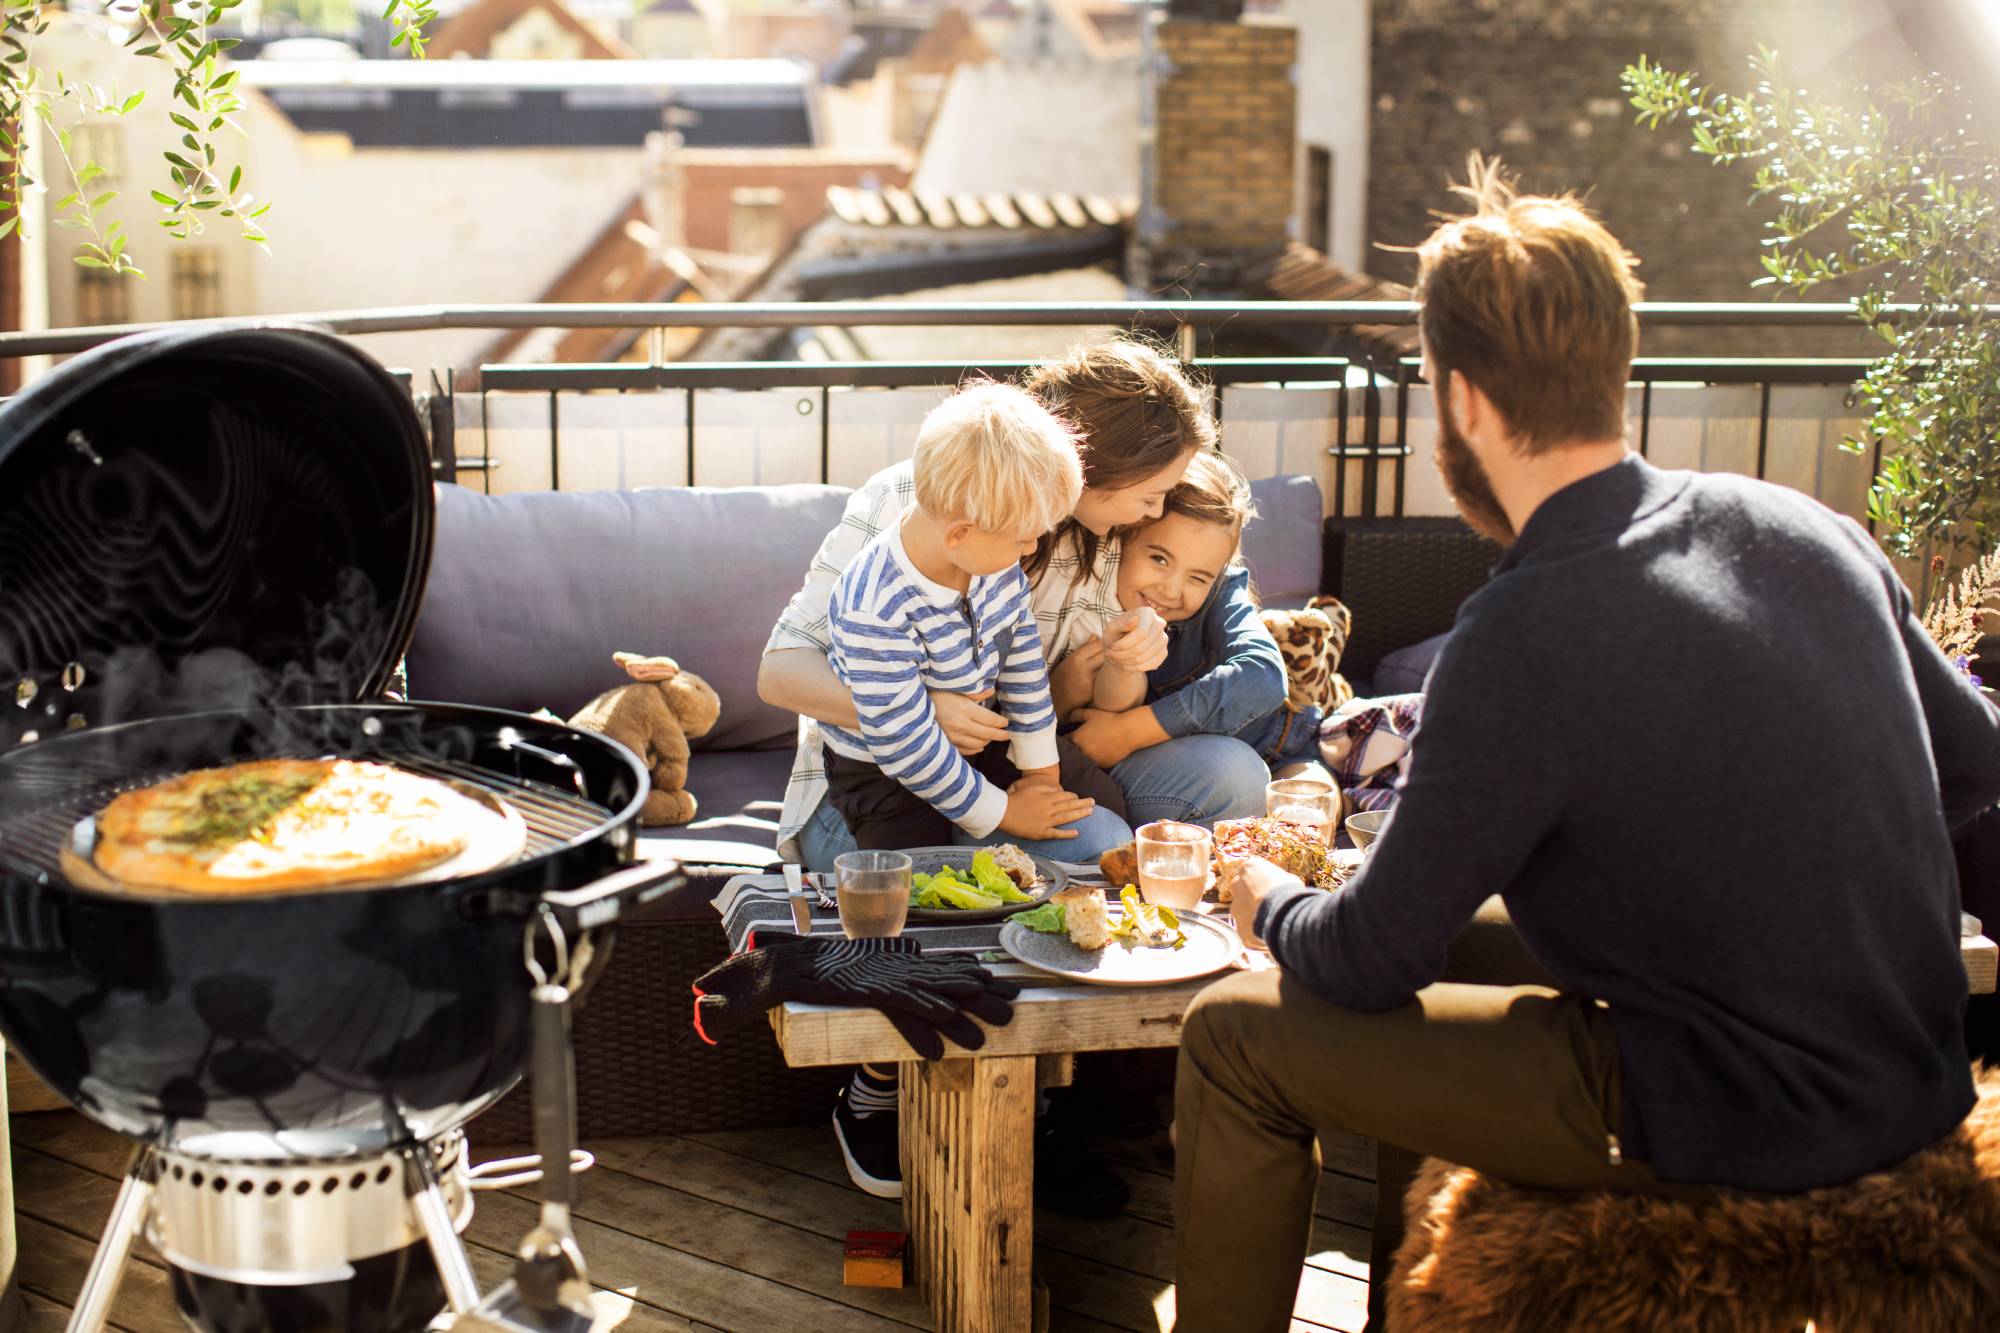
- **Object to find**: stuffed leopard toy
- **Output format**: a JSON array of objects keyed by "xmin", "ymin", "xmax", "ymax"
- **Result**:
[{"xmin": 1259, "ymin": 594, "xmax": 1354, "ymax": 714}]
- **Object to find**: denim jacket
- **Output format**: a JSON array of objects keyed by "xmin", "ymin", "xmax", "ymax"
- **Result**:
[{"xmin": 1145, "ymin": 567, "xmax": 1298, "ymax": 760}]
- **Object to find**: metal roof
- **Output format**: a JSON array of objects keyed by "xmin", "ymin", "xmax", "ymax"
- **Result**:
[{"xmin": 825, "ymin": 186, "xmax": 1135, "ymax": 230}]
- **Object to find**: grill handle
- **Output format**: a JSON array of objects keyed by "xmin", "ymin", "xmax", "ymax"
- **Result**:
[{"xmin": 460, "ymin": 858, "xmax": 684, "ymax": 932}]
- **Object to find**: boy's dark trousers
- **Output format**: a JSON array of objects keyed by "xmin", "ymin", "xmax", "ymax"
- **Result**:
[{"xmin": 823, "ymin": 737, "xmax": 1126, "ymax": 849}]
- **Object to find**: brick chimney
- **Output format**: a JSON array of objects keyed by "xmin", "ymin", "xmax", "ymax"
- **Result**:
[{"xmin": 1138, "ymin": 0, "xmax": 1297, "ymax": 293}]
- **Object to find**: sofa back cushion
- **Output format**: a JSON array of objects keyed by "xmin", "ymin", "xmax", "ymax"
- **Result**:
[
  {"xmin": 1241, "ymin": 473, "xmax": 1323, "ymax": 608},
  {"xmin": 408, "ymin": 483, "xmax": 851, "ymax": 751}
]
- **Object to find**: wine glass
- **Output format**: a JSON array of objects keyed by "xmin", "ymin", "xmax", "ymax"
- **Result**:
[
  {"xmin": 1266, "ymin": 777, "xmax": 1339, "ymax": 847},
  {"xmin": 1134, "ymin": 820, "xmax": 1213, "ymax": 912},
  {"xmin": 832, "ymin": 850, "xmax": 912, "ymax": 939}
]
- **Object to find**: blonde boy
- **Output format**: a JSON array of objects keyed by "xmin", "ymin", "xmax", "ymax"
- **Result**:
[{"xmin": 821, "ymin": 382, "xmax": 1093, "ymax": 847}]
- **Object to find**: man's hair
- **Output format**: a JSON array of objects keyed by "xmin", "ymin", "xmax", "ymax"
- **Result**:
[
  {"xmin": 913, "ymin": 381, "xmax": 1085, "ymax": 536},
  {"xmin": 1414, "ymin": 154, "xmax": 1645, "ymax": 453},
  {"xmin": 1159, "ymin": 449, "xmax": 1256, "ymax": 559}
]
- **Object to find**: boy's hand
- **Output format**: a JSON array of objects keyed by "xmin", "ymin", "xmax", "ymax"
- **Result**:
[
  {"xmin": 1102, "ymin": 608, "xmax": 1168, "ymax": 673},
  {"xmin": 999, "ymin": 779, "xmax": 1095, "ymax": 840},
  {"xmin": 930, "ymin": 688, "xmax": 1012, "ymax": 755}
]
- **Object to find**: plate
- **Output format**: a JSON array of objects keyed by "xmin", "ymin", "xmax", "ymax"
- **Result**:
[
  {"xmin": 899, "ymin": 845, "xmax": 1068, "ymax": 924},
  {"xmin": 998, "ymin": 901, "xmax": 1240, "ymax": 986}
]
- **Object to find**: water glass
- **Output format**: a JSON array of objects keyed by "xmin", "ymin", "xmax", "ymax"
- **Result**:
[
  {"xmin": 833, "ymin": 850, "xmax": 912, "ymax": 940},
  {"xmin": 1134, "ymin": 820, "xmax": 1213, "ymax": 912},
  {"xmin": 1266, "ymin": 777, "xmax": 1340, "ymax": 847}
]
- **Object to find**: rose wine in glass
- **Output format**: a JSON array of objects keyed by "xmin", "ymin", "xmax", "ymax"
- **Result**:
[
  {"xmin": 1135, "ymin": 820, "xmax": 1213, "ymax": 912},
  {"xmin": 834, "ymin": 850, "xmax": 912, "ymax": 939},
  {"xmin": 1266, "ymin": 778, "xmax": 1339, "ymax": 847}
]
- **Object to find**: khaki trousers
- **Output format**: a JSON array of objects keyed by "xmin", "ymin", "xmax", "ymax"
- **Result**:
[{"xmin": 1171, "ymin": 901, "xmax": 1692, "ymax": 1332}]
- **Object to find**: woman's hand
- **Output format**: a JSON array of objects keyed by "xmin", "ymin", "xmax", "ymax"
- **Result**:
[
  {"xmin": 1218, "ymin": 855, "xmax": 1297, "ymax": 952},
  {"xmin": 931, "ymin": 689, "xmax": 1013, "ymax": 755},
  {"xmin": 1102, "ymin": 608, "xmax": 1168, "ymax": 674},
  {"xmin": 1070, "ymin": 706, "xmax": 1160, "ymax": 768},
  {"xmin": 1050, "ymin": 641, "xmax": 1107, "ymax": 719}
]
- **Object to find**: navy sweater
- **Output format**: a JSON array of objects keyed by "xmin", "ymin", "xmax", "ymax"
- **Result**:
[{"xmin": 1258, "ymin": 457, "xmax": 2000, "ymax": 1190}]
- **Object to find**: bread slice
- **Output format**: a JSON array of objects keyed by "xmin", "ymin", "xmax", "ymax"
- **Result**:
[{"xmin": 1053, "ymin": 885, "xmax": 1112, "ymax": 950}]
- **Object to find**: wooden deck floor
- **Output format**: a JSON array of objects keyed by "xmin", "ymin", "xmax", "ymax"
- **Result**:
[{"xmin": 11, "ymin": 1108, "xmax": 1375, "ymax": 1332}]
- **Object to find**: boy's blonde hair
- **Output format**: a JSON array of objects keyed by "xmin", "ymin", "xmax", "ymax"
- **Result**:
[{"xmin": 913, "ymin": 381, "xmax": 1084, "ymax": 537}]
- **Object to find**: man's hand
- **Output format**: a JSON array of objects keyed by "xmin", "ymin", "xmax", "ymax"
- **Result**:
[
  {"xmin": 1102, "ymin": 607, "xmax": 1168, "ymax": 673},
  {"xmin": 931, "ymin": 689, "xmax": 1013, "ymax": 755},
  {"xmin": 1050, "ymin": 641, "xmax": 1107, "ymax": 719},
  {"xmin": 1219, "ymin": 855, "xmax": 1299, "ymax": 952},
  {"xmin": 998, "ymin": 778, "xmax": 1095, "ymax": 840}
]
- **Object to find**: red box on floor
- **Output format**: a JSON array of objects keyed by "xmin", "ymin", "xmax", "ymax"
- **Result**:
[{"xmin": 843, "ymin": 1230, "xmax": 907, "ymax": 1288}]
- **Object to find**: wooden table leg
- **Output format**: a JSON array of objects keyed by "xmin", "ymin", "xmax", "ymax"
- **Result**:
[{"xmin": 900, "ymin": 1055, "xmax": 1036, "ymax": 1333}]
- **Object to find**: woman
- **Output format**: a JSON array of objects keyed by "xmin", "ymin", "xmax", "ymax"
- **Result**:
[{"xmin": 759, "ymin": 339, "xmax": 1272, "ymax": 872}]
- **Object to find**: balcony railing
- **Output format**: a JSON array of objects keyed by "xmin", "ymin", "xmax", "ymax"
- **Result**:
[{"xmin": 0, "ymin": 301, "xmax": 1919, "ymax": 531}]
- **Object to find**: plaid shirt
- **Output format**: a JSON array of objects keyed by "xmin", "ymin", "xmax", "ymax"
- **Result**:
[
  {"xmin": 766, "ymin": 459, "xmax": 1124, "ymax": 862},
  {"xmin": 1319, "ymin": 692, "xmax": 1425, "ymax": 813}
]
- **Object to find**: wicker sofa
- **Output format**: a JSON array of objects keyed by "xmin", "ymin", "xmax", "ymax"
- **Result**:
[{"xmin": 405, "ymin": 478, "xmax": 1496, "ymax": 1142}]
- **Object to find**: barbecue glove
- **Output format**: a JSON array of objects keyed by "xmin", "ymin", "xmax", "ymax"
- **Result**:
[{"xmin": 691, "ymin": 935, "xmax": 1020, "ymax": 1060}]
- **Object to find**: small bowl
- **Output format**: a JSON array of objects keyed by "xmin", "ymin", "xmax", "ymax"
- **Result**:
[{"xmin": 1345, "ymin": 809, "xmax": 1390, "ymax": 852}]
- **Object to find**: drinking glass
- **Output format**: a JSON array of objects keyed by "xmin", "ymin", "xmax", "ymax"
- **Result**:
[
  {"xmin": 1266, "ymin": 777, "xmax": 1340, "ymax": 847},
  {"xmin": 1134, "ymin": 820, "xmax": 1213, "ymax": 913},
  {"xmin": 833, "ymin": 850, "xmax": 912, "ymax": 940}
]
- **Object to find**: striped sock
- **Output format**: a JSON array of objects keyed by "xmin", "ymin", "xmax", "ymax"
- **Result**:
[{"xmin": 846, "ymin": 1063, "xmax": 900, "ymax": 1118}]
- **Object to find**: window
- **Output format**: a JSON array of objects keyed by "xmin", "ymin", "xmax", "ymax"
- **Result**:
[
  {"xmin": 76, "ymin": 268, "xmax": 130, "ymax": 326},
  {"xmin": 1306, "ymin": 145, "xmax": 1333, "ymax": 255},
  {"xmin": 730, "ymin": 185, "xmax": 785, "ymax": 258},
  {"xmin": 71, "ymin": 122, "xmax": 124, "ymax": 185},
  {"xmin": 172, "ymin": 248, "xmax": 224, "ymax": 320}
]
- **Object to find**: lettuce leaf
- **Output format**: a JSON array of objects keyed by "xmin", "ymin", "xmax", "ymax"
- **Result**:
[
  {"xmin": 970, "ymin": 850, "xmax": 1033, "ymax": 902},
  {"xmin": 1013, "ymin": 902, "xmax": 1068, "ymax": 933}
]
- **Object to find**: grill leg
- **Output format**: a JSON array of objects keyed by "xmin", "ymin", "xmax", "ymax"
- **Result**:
[
  {"xmin": 407, "ymin": 1145, "xmax": 483, "ymax": 1315},
  {"xmin": 65, "ymin": 1150, "xmax": 155, "ymax": 1333}
]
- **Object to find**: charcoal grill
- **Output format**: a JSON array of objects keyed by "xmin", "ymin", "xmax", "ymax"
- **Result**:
[{"xmin": 0, "ymin": 328, "xmax": 679, "ymax": 1332}]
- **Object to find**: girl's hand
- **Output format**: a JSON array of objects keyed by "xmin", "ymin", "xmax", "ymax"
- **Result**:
[
  {"xmin": 1050, "ymin": 641, "xmax": 1107, "ymax": 719},
  {"xmin": 1103, "ymin": 608, "xmax": 1168, "ymax": 673},
  {"xmin": 930, "ymin": 689, "xmax": 1013, "ymax": 755}
]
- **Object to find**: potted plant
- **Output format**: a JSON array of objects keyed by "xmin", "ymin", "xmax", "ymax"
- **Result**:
[{"xmin": 1623, "ymin": 49, "xmax": 2000, "ymax": 594}]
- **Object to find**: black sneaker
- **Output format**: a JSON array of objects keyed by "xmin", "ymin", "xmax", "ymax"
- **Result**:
[
  {"xmin": 1032, "ymin": 1119, "xmax": 1130, "ymax": 1218},
  {"xmin": 832, "ymin": 1089, "xmax": 902, "ymax": 1199}
]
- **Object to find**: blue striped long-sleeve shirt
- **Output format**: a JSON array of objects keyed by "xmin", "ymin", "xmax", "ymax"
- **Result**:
[{"xmin": 824, "ymin": 526, "xmax": 1060, "ymax": 837}]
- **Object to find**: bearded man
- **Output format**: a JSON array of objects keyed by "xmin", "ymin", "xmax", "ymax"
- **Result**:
[{"xmin": 1170, "ymin": 158, "xmax": 2000, "ymax": 1332}]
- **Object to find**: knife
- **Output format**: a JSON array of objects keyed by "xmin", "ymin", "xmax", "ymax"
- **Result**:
[{"xmin": 783, "ymin": 863, "xmax": 813, "ymax": 935}]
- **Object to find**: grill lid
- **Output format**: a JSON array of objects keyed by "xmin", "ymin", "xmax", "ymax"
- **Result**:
[{"xmin": 0, "ymin": 326, "xmax": 432, "ymax": 748}]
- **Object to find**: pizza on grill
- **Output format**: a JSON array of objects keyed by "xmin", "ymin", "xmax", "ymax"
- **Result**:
[{"xmin": 89, "ymin": 758, "xmax": 483, "ymax": 894}]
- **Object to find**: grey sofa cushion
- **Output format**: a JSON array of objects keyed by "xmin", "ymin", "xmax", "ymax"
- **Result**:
[
  {"xmin": 408, "ymin": 482, "xmax": 851, "ymax": 751},
  {"xmin": 1372, "ymin": 630, "xmax": 1452, "ymax": 696},
  {"xmin": 637, "ymin": 748, "xmax": 791, "ymax": 866},
  {"xmin": 1242, "ymin": 473, "xmax": 1324, "ymax": 609}
]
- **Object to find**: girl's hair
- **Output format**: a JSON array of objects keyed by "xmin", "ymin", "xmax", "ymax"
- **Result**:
[
  {"xmin": 1159, "ymin": 449, "xmax": 1257, "ymax": 561},
  {"xmin": 1021, "ymin": 336, "xmax": 1217, "ymax": 583}
]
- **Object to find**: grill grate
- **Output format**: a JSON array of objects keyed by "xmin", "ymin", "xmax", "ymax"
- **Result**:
[{"xmin": 0, "ymin": 755, "xmax": 608, "ymax": 883}]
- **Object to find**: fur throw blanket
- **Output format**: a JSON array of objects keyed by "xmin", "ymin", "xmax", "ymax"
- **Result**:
[{"xmin": 1388, "ymin": 1065, "xmax": 2000, "ymax": 1332}]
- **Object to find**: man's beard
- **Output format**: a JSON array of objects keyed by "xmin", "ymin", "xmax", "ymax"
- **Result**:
[{"xmin": 1435, "ymin": 392, "xmax": 1516, "ymax": 546}]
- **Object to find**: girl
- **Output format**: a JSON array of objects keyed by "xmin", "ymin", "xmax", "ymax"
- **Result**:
[{"xmin": 1059, "ymin": 450, "xmax": 1340, "ymax": 790}]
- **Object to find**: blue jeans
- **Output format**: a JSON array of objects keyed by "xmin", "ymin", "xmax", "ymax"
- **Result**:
[
  {"xmin": 1110, "ymin": 734, "xmax": 1270, "ymax": 828},
  {"xmin": 798, "ymin": 733, "xmax": 1270, "ymax": 872},
  {"xmin": 800, "ymin": 796, "xmax": 1133, "ymax": 872}
]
